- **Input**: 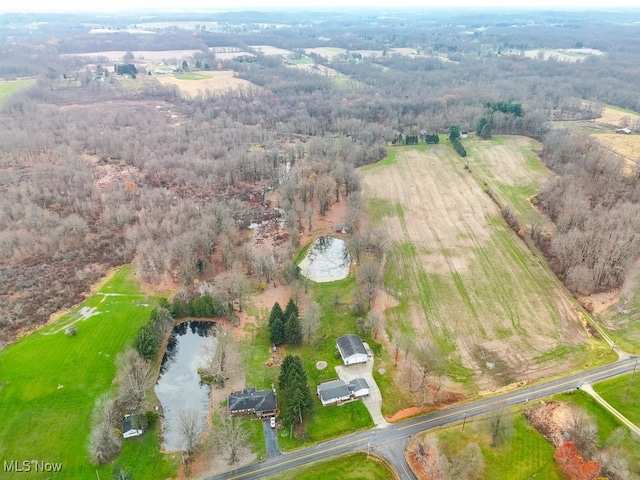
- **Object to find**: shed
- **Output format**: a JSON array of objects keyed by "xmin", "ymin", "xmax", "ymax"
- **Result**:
[
  {"xmin": 336, "ymin": 334, "xmax": 368, "ymax": 365},
  {"xmin": 122, "ymin": 414, "xmax": 143, "ymax": 439},
  {"xmin": 616, "ymin": 127, "xmax": 632, "ymax": 135}
]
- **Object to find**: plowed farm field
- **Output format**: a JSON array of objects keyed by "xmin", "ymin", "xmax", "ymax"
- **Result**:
[{"xmin": 361, "ymin": 139, "xmax": 595, "ymax": 391}]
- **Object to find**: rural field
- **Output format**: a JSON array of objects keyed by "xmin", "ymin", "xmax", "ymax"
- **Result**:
[
  {"xmin": 0, "ymin": 78, "xmax": 34, "ymax": 103},
  {"xmin": 361, "ymin": 139, "xmax": 607, "ymax": 392},
  {"xmin": 0, "ymin": 267, "xmax": 177, "ymax": 479},
  {"xmin": 156, "ymin": 70, "xmax": 257, "ymax": 97},
  {"xmin": 521, "ymin": 48, "xmax": 604, "ymax": 62}
]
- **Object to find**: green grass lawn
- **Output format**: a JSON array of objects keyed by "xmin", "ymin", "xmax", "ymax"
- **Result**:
[
  {"xmin": 593, "ymin": 372, "xmax": 640, "ymax": 426},
  {"xmin": 555, "ymin": 390, "xmax": 636, "ymax": 447},
  {"xmin": 265, "ymin": 452, "xmax": 394, "ymax": 479},
  {"xmin": 175, "ymin": 72, "xmax": 210, "ymax": 80},
  {"xmin": 0, "ymin": 266, "xmax": 178, "ymax": 479},
  {"xmin": 600, "ymin": 298, "xmax": 640, "ymax": 353},
  {"xmin": 554, "ymin": 390, "xmax": 640, "ymax": 474},
  {"xmin": 0, "ymin": 78, "xmax": 34, "ymax": 104},
  {"xmin": 240, "ymin": 275, "xmax": 374, "ymax": 451},
  {"xmin": 434, "ymin": 409, "xmax": 564, "ymax": 480}
]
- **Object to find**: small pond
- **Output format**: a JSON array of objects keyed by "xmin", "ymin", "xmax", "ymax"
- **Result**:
[
  {"xmin": 155, "ymin": 321, "xmax": 215, "ymax": 451},
  {"xmin": 298, "ymin": 236, "xmax": 351, "ymax": 283}
]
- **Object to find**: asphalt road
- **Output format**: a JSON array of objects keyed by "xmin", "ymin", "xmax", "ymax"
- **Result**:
[{"xmin": 209, "ymin": 357, "xmax": 638, "ymax": 480}]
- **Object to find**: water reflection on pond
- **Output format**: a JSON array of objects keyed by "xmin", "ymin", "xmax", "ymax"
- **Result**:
[
  {"xmin": 298, "ymin": 236, "xmax": 351, "ymax": 283},
  {"xmin": 155, "ymin": 321, "xmax": 214, "ymax": 451}
]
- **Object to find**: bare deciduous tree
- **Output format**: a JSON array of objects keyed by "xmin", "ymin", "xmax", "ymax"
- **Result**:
[
  {"xmin": 116, "ymin": 349, "xmax": 152, "ymax": 413},
  {"xmin": 451, "ymin": 443, "xmax": 485, "ymax": 480},
  {"xmin": 488, "ymin": 405, "xmax": 513, "ymax": 447},
  {"xmin": 302, "ymin": 301, "xmax": 321, "ymax": 344},
  {"xmin": 566, "ymin": 406, "xmax": 598, "ymax": 455},
  {"xmin": 88, "ymin": 394, "xmax": 121, "ymax": 465},
  {"xmin": 357, "ymin": 260, "xmax": 381, "ymax": 308},
  {"xmin": 212, "ymin": 413, "xmax": 249, "ymax": 465},
  {"xmin": 178, "ymin": 408, "xmax": 206, "ymax": 456}
]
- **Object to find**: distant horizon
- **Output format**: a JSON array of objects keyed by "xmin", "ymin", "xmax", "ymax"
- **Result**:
[{"xmin": 2, "ymin": 1, "xmax": 640, "ymax": 15}]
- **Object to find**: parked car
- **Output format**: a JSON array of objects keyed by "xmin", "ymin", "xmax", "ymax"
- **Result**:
[{"xmin": 270, "ymin": 417, "xmax": 276, "ymax": 428}]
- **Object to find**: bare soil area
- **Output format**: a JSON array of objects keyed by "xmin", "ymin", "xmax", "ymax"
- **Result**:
[{"xmin": 361, "ymin": 142, "xmax": 589, "ymax": 391}]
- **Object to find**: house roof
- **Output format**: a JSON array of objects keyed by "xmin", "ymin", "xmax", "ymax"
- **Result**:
[
  {"xmin": 317, "ymin": 380, "xmax": 351, "ymax": 403},
  {"xmin": 228, "ymin": 387, "xmax": 277, "ymax": 413},
  {"xmin": 123, "ymin": 414, "xmax": 134, "ymax": 433},
  {"xmin": 336, "ymin": 334, "xmax": 367, "ymax": 359},
  {"xmin": 349, "ymin": 377, "xmax": 370, "ymax": 392}
]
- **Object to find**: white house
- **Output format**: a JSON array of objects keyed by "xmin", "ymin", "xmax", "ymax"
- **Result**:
[
  {"xmin": 348, "ymin": 378, "xmax": 370, "ymax": 398},
  {"xmin": 317, "ymin": 377, "xmax": 370, "ymax": 406},
  {"xmin": 122, "ymin": 414, "xmax": 143, "ymax": 439},
  {"xmin": 336, "ymin": 334, "xmax": 368, "ymax": 365},
  {"xmin": 317, "ymin": 380, "xmax": 352, "ymax": 406}
]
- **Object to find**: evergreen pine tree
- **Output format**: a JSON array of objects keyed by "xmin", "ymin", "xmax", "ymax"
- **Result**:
[
  {"xmin": 284, "ymin": 298, "xmax": 299, "ymax": 321},
  {"xmin": 278, "ymin": 355, "xmax": 313, "ymax": 425},
  {"xmin": 269, "ymin": 302, "xmax": 284, "ymax": 329},
  {"xmin": 285, "ymin": 311, "xmax": 302, "ymax": 345},
  {"xmin": 269, "ymin": 301, "xmax": 286, "ymax": 345}
]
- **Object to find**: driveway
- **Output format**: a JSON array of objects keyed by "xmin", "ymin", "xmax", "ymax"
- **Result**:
[
  {"xmin": 262, "ymin": 419, "xmax": 281, "ymax": 458},
  {"xmin": 336, "ymin": 354, "xmax": 389, "ymax": 427}
]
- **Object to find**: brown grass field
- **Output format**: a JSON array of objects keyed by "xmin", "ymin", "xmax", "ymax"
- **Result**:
[
  {"xmin": 156, "ymin": 71, "xmax": 257, "ymax": 97},
  {"xmin": 361, "ymin": 139, "xmax": 604, "ymax": 391},
  {"xmin": 521, "ymin": 48, "xmax": 604, "ymax": 62}
]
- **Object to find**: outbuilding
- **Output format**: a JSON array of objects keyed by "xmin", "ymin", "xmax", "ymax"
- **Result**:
[
  {"xmin": 122, "ymin": 414, "xmax": 144, "ymax": 439},
  {"xmin": 336, "ymin": 334, "xmax": 368, "ymax": 365}
]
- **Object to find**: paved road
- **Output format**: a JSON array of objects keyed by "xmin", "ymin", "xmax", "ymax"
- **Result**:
[{"xmin": 209, "ymin": 357, "xmax": 638, "ymax": 480}]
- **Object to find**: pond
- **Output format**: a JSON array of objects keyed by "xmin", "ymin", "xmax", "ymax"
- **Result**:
[
  {"xmin": 298, "ymin": 236, "xmax": 351, "ymax": 283},
  {"xmin": 154, "ymin": 321, "xmax": 215, "ymax": 451}
]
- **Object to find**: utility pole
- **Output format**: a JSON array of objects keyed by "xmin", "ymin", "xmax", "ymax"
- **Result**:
[{"xmin": 462, "ymin": 411, "xmax": 467, "ymax": 431}]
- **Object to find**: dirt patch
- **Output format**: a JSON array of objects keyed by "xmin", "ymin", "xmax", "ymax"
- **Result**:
[
  {"xmin": 316, "ymin": 361, "xmax": 328, "ymax": 370},
  {"xmin": 578, "ymin": 289, "xmax": 620, "ymax": 315},
  {"xmin": 386, "ymin": 406, "xmax": 430, "ymax": 422}
]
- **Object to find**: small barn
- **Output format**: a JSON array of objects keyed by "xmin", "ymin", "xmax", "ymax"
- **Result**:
[
  {"xmin": 336, "ymin": 334, "xmax": 368, "ymax": 365},
  {"xmin": 122, "ymin": 414, "xmax": 144, "ymax": 439},
  {"xmin": 616, "ymin": 127, "xmax": 632, "ymax": 135}
]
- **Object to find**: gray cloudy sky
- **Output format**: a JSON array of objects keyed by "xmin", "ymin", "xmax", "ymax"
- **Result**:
[{"xmin": 2, "ymin": 0, "xmax": 639, "ymax": 14}]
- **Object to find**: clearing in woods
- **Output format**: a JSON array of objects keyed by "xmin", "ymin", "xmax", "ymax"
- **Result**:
[
  {"xmin": 361, "ymin": 138, "xmax": 598, "ymax": 391},
  {"xmin": 156, "ymin": 70, "xmax": 256, "ymax": 97}
]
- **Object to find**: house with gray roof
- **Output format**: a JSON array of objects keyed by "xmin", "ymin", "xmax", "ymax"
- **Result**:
[
  {"xmin": 122, "ymin": 414, "xmax": 144, "ymax": 439},
  {"xmin": 228, "ymin": 387, "xmax": 278, "ymax": 418},
  {"xmin": 336, "ymin": 334, "xmax": 368, "ymax": 365},
  {"xmin": 316, "ymin": 377, "xmax": 370, "ymax": 406}
]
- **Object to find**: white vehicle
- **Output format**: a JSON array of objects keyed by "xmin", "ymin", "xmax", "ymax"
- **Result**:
[{"xmin": 270, "ymin": 417, "xmax": 276, "ymax": 428}]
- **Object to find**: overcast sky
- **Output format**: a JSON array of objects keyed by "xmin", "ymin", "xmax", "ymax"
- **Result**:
[{"xmin": 2, "ymin": 1, "xmax": 639, "ymax": 14}]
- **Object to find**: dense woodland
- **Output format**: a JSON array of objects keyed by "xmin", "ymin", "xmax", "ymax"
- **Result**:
[{"xmin": 2, "ymin": 9, "xmax": 640, "ymax": 344}]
